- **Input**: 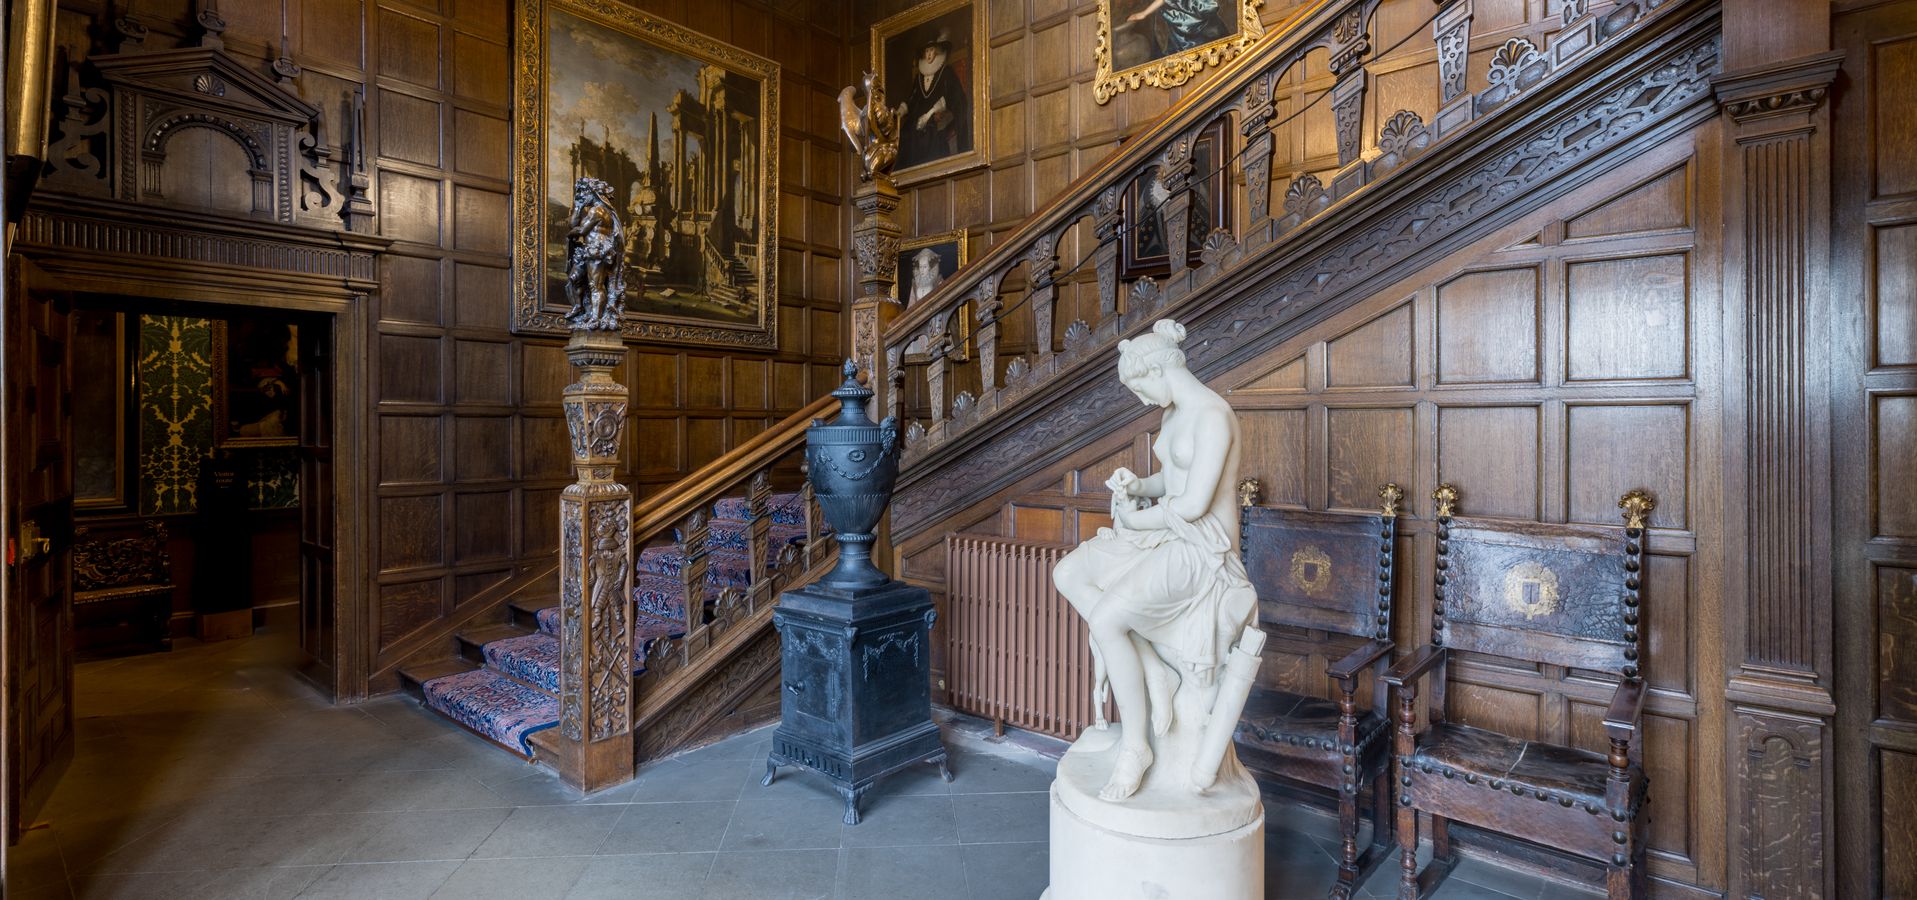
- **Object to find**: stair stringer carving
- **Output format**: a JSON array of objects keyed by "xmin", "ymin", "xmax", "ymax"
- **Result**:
[{"xmin": 890, "ymin": 5, "xmax": 1724, "ymax": 543}]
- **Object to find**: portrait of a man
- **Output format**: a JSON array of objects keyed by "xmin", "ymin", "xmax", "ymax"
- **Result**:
[{"xmin": 874, "ymin": 0, "xmax": 988, "ymax": 184}]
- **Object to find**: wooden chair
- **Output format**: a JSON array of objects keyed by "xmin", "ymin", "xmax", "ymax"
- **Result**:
[
  {"xmin": 1383, "ymin": 485, "xmax": 1656, "ymax": 900},
  {"xmin": 72, "ymin": 519, "xmax": 175, "ymax": 659},
  {"xmin": 1233, "ymin": 480, "xmax": 1403, "ymax": 900}
]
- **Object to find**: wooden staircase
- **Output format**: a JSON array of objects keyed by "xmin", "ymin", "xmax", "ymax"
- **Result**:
[
  {"xmin": 395, "ymin": 394, "xmax": 837, "ymax": 777},
  {"xmin": 385, "ymin": 0, "xmax": 1717, "ymax": 797}
]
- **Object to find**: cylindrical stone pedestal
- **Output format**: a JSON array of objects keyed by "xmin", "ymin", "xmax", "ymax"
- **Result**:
[{"xmin": 1042, "ymin": 723, "xmax": 1265, "ymax": 900}]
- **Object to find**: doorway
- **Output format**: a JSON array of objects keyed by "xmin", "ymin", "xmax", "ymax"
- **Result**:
[{"xmin": 66, "ymin": 297, "xmax": 333, "ymax": 686}]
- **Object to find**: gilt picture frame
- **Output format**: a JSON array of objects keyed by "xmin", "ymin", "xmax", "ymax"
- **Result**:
[
  {"xmin": 210, "ymin": 318, "xmax": 300, "ymax": 450},
  {"xmin": 1119, "ymin": 119, "xmax": 1231, "ymax": 279},
  {"xmin": 512, "ymin": 0, "xmax": 780, "ymax": 348},
  {"xmin": 1093, "ymin": 0, "xmax": 1266, "ymax": 104},
  {"xmin": 872, "ymin": 0, "xmax": 990, "ymax": 187}
]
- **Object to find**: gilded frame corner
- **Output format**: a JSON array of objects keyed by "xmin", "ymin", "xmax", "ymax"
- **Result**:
[
  {"xmin": 511, "ymin": 0, "xmax": 781, "ymax": 349},
  {"xmin": 1092, "ymin": 0, "xmax": 1266, "ymax": 105},
  {"xmin": 871, "ymin": 0, "xmax": 991, "ymax": 187}
]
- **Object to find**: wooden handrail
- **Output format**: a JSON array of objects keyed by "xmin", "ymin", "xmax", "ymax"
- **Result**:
[
  {"xmin": 631, "ymin": 393, "xmax": 835, "ymax": 542},
  {"xmin": 881, "ymin": 0, "xmax": 1345, "ymax": 342}
]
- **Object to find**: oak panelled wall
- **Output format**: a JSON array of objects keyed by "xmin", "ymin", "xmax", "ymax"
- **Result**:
[
  {"xmin": 1833, "ymin": 3, "xmax": 1917, "ymax": 897},
  {"xmin": 896, "ymin": 124, "xmax": 1730, "ymax": 894},
  {"xmin": 39, "ymin": 0, "xmax": 856, "ymax": 695},
  {"xmin": 366, "ymin": 0, "xmax": 852, "ymax": 689}
]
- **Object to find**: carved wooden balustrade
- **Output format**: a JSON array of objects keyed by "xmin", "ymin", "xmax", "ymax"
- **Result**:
[
  {"xmin": 617, "ymin": 395, "xmax": 840, "ymax": 760},
  {"xmin": 879, "ymin": 0, "xmax": 1671, "ymax": 459}
]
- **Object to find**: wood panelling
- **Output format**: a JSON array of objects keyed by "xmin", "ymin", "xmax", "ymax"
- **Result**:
[
  {"xmin": 903, "ymin": 126, "xmax": 1726, "ymax": 893},
  {"xmin": 1835, "ymin": 6, "xmax": 1917, "ymax": 897},
  {"xmin": 1436, "ymin": 268, "xmax": 1540, "ymax": 385},
  {"xmin": 40, "ymin": 0, "xmax": 856, "ymax": 686}
]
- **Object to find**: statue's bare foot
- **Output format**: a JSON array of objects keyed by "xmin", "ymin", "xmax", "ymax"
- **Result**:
[{"xmin": 1098, "ymin": 744, "xmax": 1153, "ymax": 802}]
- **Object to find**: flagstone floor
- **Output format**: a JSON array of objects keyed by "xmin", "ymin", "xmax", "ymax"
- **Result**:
[{"xmin": 4, "ymin": 630, "xmax": 1593, "ymax": 899}]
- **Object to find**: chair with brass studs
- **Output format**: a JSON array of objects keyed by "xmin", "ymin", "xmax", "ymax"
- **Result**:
[
  {"xmin": 1383, "ymin": 485, "xmax": 1656, "ymax": 900},
  {"xmin": 1232, "ymin": 480, "xmax": 1404, "ymax": 899}
]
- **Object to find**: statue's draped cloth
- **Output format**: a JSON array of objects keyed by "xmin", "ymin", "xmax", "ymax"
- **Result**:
[{"xmin": 1074, "ymin": 509, "xmax": 1256, "ymax": 677}]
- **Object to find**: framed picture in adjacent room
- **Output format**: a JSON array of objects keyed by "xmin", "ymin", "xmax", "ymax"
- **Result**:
[
  {"xmin": 512, "ymin": 0, "xmax": 781, "ymax": 349},
  {"xmin": 1119, "ymin": 118, "xmax": 1231, "ymax": 279},
  {"xmin": 873, "ymin": 0, "xmax": 989, "ymax": 186},
  {"xmin": 211, "ymin": 317, "xmax": 300, "ymax": 449},
  {"xmin": 1093, "ymin": 0, "xmax": 1265, "ymax": 104}
]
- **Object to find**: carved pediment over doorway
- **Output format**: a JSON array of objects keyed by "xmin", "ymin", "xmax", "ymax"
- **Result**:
[{"xmin": 41, "ymin": 44, "xmax": 371, "ymax": 232}]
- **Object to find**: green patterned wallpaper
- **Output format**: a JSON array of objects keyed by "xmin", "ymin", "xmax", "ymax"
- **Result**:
[
  {"xmin": 137, "ymin": 316, "xmax": 214, "ymax": 516},
  {"xmin": 134, "ymin": 315, "xmax": 301, "ymax": 515}
]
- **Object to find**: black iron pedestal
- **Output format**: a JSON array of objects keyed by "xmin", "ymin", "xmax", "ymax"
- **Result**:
[{"xmin": 762, "ymin": 579, "xmax": 949, "ymax": 824}]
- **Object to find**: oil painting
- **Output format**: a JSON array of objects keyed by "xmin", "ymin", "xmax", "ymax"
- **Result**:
[
  {"xmin": 1093, "ymin": 0, "xmax": 1265, "ymax": 103},
  {"xmin": 873, "ymin": 0, "xmax": 989, "ymax": 185},
  {"xmin": 514, "ymin": 0, "xmax": 780, "ymax": 348}
]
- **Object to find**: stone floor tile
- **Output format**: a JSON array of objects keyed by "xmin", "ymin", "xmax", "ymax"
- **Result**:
[
  {"xmin": 469, "ymin": 804, "xmax": 624, "ymax": 859},
  {"xmin": 426, "ymin": 856, "xmax": 591, "ymax": 899},
  {"xmin": 289, "ymin": 860, "xmax": 462, "ymax": 900},
  {"xmin": 952, "ymin": 792, "xmax": 1050, "ymax": 844},
  {"xmin": 943, "ymin": 748, "xmax": 1055, "ymax": 794},
  {"xmin": 838, "ymin": 844, "xmax": 971, "ymax": 900},
  {"xmin": 701, "ymin": 849, "xmax": 837, "ymax": 899},
  {"xmin": 959, "ymin": 842, "xmax": 1050, "ymax": 900},
  {"xmin": 623, "ymin": 755, "xmax": 755, "ymax": 804},
  {"xmin": 720, "ymin": 797, "xmax": 847, "ymax": 851},
  {"xmin": 566, "ymin": 852, "xmax": 714, "ymax": 899},
  {"xmin": 339, "ymin": 808, "xmax": 512, "ymax": 863},
  {"xmin": 597, "ymin": 801, "xmax": 735, "ymax": 854},
  {"xmin": 840, "ymin": 795, "xmax": 959, "ymax": 847}
]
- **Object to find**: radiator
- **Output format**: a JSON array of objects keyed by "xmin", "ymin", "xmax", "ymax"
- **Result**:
[{"xmin": 944, "ymin": 534, "xmax": 1103, "ymax": 741}]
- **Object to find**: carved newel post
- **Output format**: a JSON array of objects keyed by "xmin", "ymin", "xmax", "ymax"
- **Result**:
[
  {"xmin": 839, "ymin": 72, "xmax": 902, "ymax": 408},
  {"xmin": 555, "ymin": 177, "xmax": 634, "ymax": 793},
  {"xmin": 762, "ymin": 361, "xmax": 950, "ymax": 825}
]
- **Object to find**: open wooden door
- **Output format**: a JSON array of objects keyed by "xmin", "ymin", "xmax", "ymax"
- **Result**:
[
  {"xmin": 2, "ymin": 262, "xmax": 74, "ymax": 846},
  {"xmin": 296, "ymin": 316, "xmax": 336, "ymax": 698}
]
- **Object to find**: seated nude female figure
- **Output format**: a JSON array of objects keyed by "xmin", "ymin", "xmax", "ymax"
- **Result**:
[{"xmin": 1053, "ymin": 319, "xmax": 1258, "ymax": 802}]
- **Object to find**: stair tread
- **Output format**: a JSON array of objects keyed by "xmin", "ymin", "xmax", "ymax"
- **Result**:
[
  {"xmin": 400, "ymin": 657, "xmax": 479, "ymax": 686},
  {"xmin": 458, "ymin": 623, "xmax": 536, "ymax": 647},
  {"xmin": 418, "ymin": 666, "xmax": 559, "ymax": 755}
]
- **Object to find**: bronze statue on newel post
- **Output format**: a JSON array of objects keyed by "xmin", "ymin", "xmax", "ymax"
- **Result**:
[
  {"xmin": 563, "ymin": 175, "xmax": 628, "ymax": 332},
  {"xmin": 554, "ymin": 175, "xmax": 635, "ymax": 793}
]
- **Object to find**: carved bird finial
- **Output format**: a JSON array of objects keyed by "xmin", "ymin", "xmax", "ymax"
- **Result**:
[
  {"xmin": 1618, "ymin": 489, "xmax": 1655, "ymax": 530},
  {"xmin": 838, "ymin": 71, "xmax": 898, "ymax": 181},
  {"xmin": 1432, "ymin": 483, "xmax": 1459, "ymax": 518}
]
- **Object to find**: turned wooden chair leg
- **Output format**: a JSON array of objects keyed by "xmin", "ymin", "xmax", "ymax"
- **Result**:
[
  {"xmin": 1395, "ymin": 800, "xmax": 1420, "ymax": 899},
  {"xmin": 1332, "ymin": 784, "xmax": 1361, "ymax": 898}
]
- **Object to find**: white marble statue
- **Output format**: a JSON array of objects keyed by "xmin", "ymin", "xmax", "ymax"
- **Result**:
[{"xmin": 1045, "ymin": 318, "xmax": 1267, "ymax": 900}]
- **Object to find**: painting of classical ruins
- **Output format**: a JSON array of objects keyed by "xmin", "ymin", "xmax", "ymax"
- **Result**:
[{"xmin": 513, "ymin": 1, "xmax": 780, "ymax": 347}]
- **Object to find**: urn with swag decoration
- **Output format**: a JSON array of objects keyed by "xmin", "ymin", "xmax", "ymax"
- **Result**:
[
  {"xmin": 807, "ymin": 360, "xmax": 899, "ymax": 589},
  {"xmin": 763, "ymin": 360, "xmax": 949, "ymax": 826}
]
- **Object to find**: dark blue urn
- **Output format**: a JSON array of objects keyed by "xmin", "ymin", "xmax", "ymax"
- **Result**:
[
  {"xmin": 807, "ymin": 360, "xmax": 899, "ymax": 590},
  {"xmin": 764, "ymin": 360, "xmax": 948, "ymax": 825}
]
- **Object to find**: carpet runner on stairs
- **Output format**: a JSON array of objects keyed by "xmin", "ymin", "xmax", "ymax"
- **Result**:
[{"xmin": 415, "ymin": 492, "xmax": 803, "ymax": 756}]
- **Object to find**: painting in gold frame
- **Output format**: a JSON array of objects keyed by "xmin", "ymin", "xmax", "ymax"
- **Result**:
[
  {"xmin": 872, "ymin": 0, "xmax": 990, "ymax": 187},
  {"xmin": 512, "ymin": 0, "xmax": 780, "ymax": 349},
  {"xmin": 211, "ymin": 318, "xmax": 300, "ymax": 449},
  {"xmin": 1093, "ymin": 0, "xmax": 1266, "ymax": 104}
]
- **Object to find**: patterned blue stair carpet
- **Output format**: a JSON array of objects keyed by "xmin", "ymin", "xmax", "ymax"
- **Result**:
[
  {"xmin": 419, "ymin": 492, "xmax": 803, "ymax": 758},
  {"xmin": 419, "ymin": 667, "xmax": 559, "ymax": 754}
]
